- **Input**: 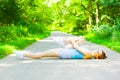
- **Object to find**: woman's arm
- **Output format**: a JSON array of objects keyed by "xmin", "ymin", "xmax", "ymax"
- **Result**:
[
  {"xmin": 75, "ymin": 36, "xmax": 85, "ymax": 46},
  {"xmin": 64, "ymin": 36, "xmax": 85, "ymax": 48},
  {"xmin": 70, "ymin": 39, "xmax": 92, "ymax": 57},
  {"xmin": 64, "ymin": 36, "xmax": 85, "ymax": 44}
]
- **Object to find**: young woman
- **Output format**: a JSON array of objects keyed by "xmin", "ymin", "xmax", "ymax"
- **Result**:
[{"xmin": 15, "ymin": 36, "xmax": 107, "ymax": 59}]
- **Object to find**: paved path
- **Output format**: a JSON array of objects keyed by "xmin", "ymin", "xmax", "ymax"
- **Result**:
[{"xmin": 0, "ymin": 31, "xmax": 120, "ymax": 80}]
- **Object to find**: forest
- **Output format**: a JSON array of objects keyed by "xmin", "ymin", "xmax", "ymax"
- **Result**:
[{"xmin": 0, "ymin": 0, "xmax": 120, "ymax": 58}]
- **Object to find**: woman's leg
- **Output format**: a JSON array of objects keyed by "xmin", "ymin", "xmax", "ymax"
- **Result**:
[{"xmin": 23, "ymin": 48, "xmax": 61, "ymax": 59}]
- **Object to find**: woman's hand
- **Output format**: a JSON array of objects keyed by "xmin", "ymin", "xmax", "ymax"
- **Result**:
[
  {"xmin": 70, "ymin": 39, "xmax": 79, "ymax": 49},
  {"xmin": 74, "ymin": 36, "xmax": 85, "ymax": 46}
]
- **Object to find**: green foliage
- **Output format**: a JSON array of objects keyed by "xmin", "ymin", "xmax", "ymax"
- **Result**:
[
  {"xmin": 0, "ymin": 25, "xmax": 17, "ymax": 42},
  {"xmin": 93, "ymin": 24, "xmax": 112, "ymax": 39},
  {"xmin": 0, "ymin": 24, "xmax": 50, "ymax": 59},
  {"xmin": 111, "ymin": 18, "xmax": 120, "ymax": 42},
  {"xmin": 113, "ymin": 18, "xmax": 120, "ymax": 30},
  {"xmin": 8, "ymin": 37, "xmax": 37, "ymax": 49},
  {"xmin": 1, "ymin": 0, "xmax": 120, "ymax": 33},
  {"xmin": 28, "ymin": 23, "xmax": 46, "ymax": 34},
  {"xmin": 16, "ymin": 25, "xmax": 29, "ymax": 37},
  {"xmin": 86, "ymin": 33, "xmax": 120, "ymax": 52},
  {"xmin": 0, "ymin": 23, "xmax": 48, "ymax": 43},
  {"xmin": 100, "ymin": 0, "xmax": 120, "ymax": 24},
  {"xmin": 0, "ymin": 24, "xmax": 29, "ymax": 42},
  {"xmin": 0, "ymin": 0, "xmax": 23, "ymax": 24},
  {"xmin": 0, "ymin": 45, "xmax": 14, "ymax": 58},
  {"xmin": 0, "ymin": 0, "xmax": 53, "ymax": 26},
  {"xmin": 111, "ymin": 31, "xmax": 120, "ymax": 42}
]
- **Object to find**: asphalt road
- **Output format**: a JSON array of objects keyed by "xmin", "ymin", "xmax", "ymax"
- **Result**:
[{"xmin": 0, "ymin": 31, "xmax": 120, "ymax": 80}]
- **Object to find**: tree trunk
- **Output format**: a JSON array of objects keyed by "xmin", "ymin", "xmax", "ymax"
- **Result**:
[
  {"xmin": 96, "ymin": 2, "xmax": 99, "ymax": 26},
  {"xmin": 89, "ymin": 0, "xmax": 93, "ymax": 25}
]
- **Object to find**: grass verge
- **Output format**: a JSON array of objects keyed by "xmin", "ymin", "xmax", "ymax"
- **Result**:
[
  {"xmin": 85, "ymin": 33, "xmax": 120, "ymax": 52},
  {"xmin": 0, "ymin": 32, "xmax": 50, "ymax": 59}
]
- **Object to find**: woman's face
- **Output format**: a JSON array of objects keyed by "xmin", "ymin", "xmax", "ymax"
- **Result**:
[{"xmin": 93, "ymin": 50, "xmax": 102, "ymax": 59}]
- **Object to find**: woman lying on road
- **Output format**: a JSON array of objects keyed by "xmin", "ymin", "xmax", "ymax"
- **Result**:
[{"xmin": 15, "ymin": 36, "xmax": 107, "ymax": 59}]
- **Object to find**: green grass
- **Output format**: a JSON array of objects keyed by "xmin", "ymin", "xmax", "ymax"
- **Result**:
[
  {"xmin": 85, "ymin": 33, "xmax": 120, "ymax": 52},
  {"xmin": 0, "ymin": 33, "xmax": 50, "ymax": 59},
  {"xmin": 0, "ymin": 23, "xmax": 51, "ymax": 59},
  {"xmin": 0, "ymin": 45, "xmax": 14, "ymax": 58}
]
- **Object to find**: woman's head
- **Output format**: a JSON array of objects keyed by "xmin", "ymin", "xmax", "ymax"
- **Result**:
[{"xmin": 92, "ymin": 50, "xmax": 107, "ymax": 59}]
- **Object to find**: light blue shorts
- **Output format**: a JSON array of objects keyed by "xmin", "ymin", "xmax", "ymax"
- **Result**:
[{"xmin": 59, "ymin": 48, "xmax": 84, "ymax": 59}]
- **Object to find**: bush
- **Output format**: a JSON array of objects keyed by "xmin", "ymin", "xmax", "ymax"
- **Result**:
[
  {"xmin": 111, "ymin": 21, "xmax": 120, "ymax": 42},
  {"xmin": 28, "ymin": 23, "xmax": 46, "ymax": 34},
  {"xmin": 0, "ymin": 0, "xmax": 22, "ymax": 24},
  {"xmin": 0, "ymin": 24, "xmax": 30, "ymax": 43},
  {"xmin": 114, "ymin": 24, "xmax": 120, "ymax": 31},
  {"xmin": 93, "ymin": 24, "xmax": 112, "ymax": 39},
  {"xmin": 15, "ymin": 25, "xmax": 29, "ymax": 37},
  {"xmin": 0, "ymin": 25, "xmax": 17, "ymax": 42},
  {"xmin": 0, "ymin": 45, "xmax": 14, "ymax": 58},
  {"xmin": 111, "ymin": 31, "xmax": 120, "ymax": 42}
]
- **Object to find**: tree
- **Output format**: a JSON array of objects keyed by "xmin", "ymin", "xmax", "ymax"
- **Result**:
[{"xmin": 0, "ymin": 0, "xmax": 22, "ymax": 25}]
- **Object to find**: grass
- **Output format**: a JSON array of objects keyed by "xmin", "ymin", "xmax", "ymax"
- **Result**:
[
  {"xmin": 0, "ymin": 32, "xmax": 50, "ymax": 59},
  {"xmin": 0, "ymin": 23, "xmax": 51, "ymax": 59},
  {"xmin": 85, "ymin": 33, "xmax": 120, "ymax": 52},
  {"xmin": 0, "ymin": 45, "xmax": 14, "ymax": 58}
]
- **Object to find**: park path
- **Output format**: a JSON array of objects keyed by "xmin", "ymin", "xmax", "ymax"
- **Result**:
[{"xmin": 0, "ymin": 31, "xmax": 120, "ymax": 80}]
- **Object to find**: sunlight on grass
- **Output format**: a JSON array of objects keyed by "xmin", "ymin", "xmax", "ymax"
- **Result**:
[
  {"xmin": 0, "ymin": 33, "xmax": 50, "ymax": 59},
  {"xmin": 0, "ymin": 45, "xmax": 14, "ymax": 58},
  {"xmin": 109, "ymin": 42, "xmax": 120, "ymax": 52},
  {"xmin": 85, "ymin": 33, "xmax": 120, "ymax": 53}
]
